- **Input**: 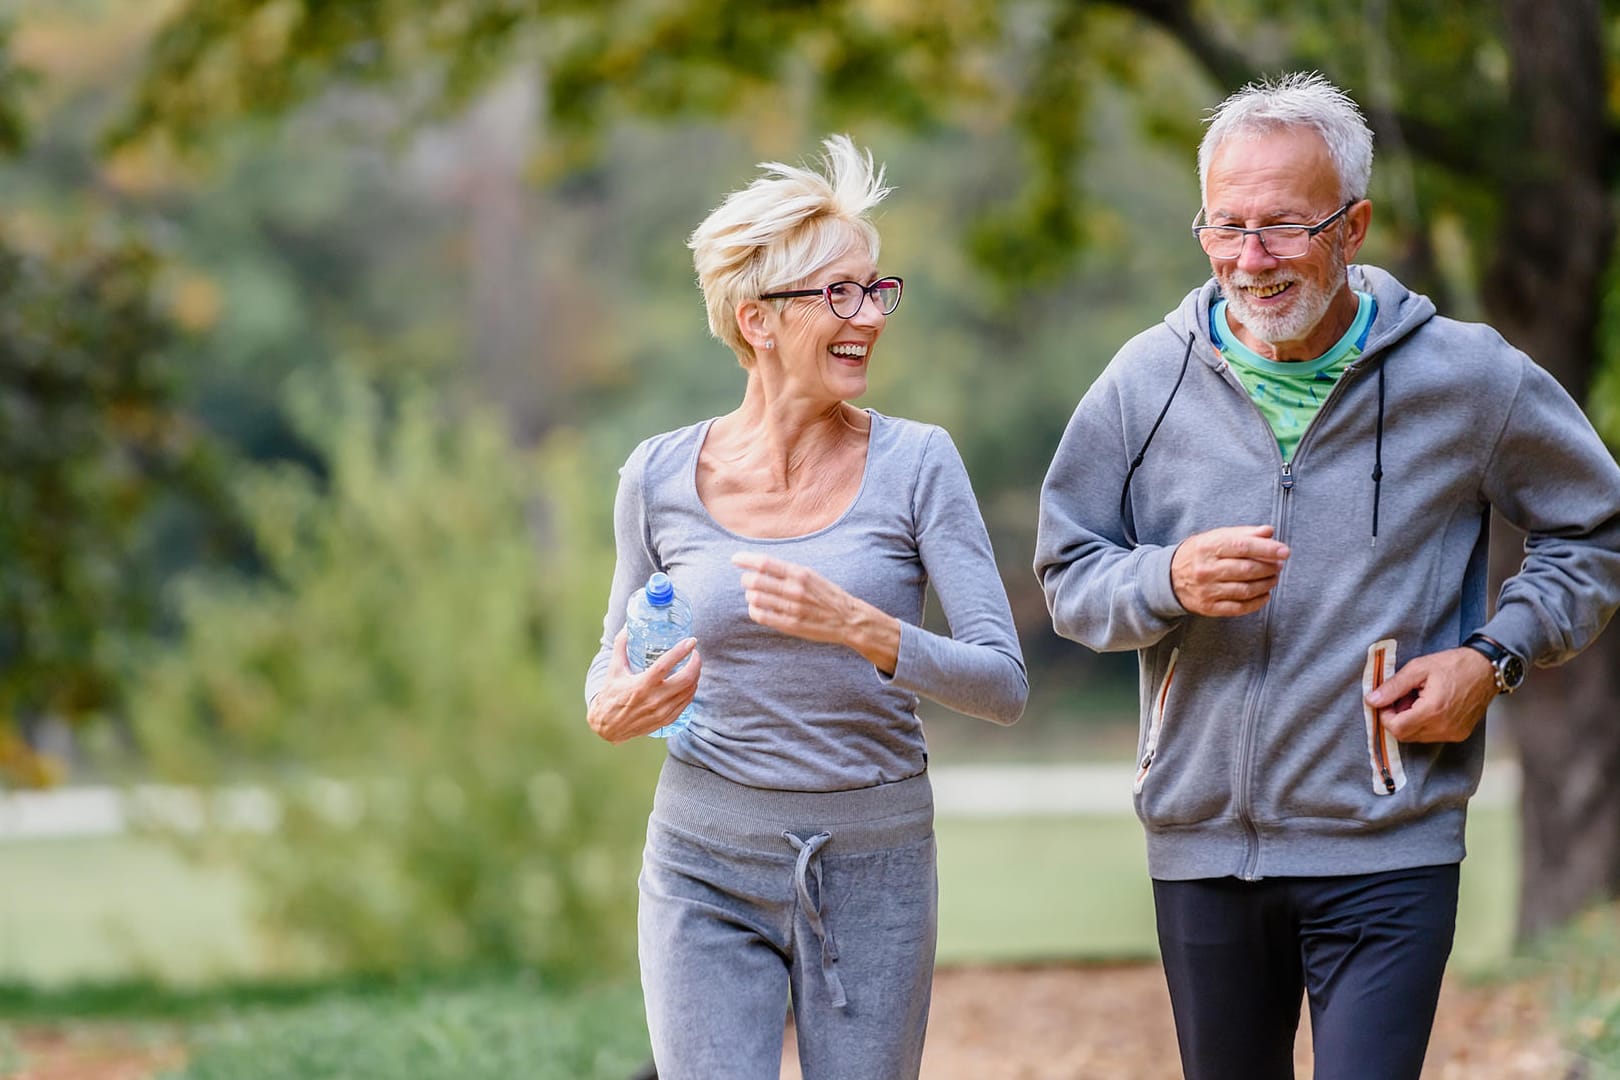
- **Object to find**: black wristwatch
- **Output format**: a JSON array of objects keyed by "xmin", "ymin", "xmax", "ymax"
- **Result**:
[{"xmin": 1462, "ymin": 633, "xmax": 1526, "ymax": 695}]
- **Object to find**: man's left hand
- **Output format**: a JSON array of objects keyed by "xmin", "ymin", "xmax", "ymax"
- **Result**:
[{"xmin": 1365, "ymin": 647, "xmax": 1499, "ymax": 743}]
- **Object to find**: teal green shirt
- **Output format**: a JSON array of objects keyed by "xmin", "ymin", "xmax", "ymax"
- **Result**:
[{"xmin": 1212, "ymin": 291, "xmax": 1375, "ymax": 461}]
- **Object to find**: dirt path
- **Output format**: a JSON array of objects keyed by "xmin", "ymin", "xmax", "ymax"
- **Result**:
[
  {"xmin": 3, "ymin": 1028, "xmax": 181, "ymax": 1080},
  {"xmin": 783, "ymin": 962, "xmax": 1576, "ymax": 1079}
]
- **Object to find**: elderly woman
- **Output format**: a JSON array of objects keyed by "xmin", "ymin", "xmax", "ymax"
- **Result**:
[{"xmin": 585, "ymin": 135, "xmax": 1027, "ymax": 1080}]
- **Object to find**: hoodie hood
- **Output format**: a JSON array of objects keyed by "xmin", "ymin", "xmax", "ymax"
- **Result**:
[
  {"xmin": 1140, "ymin": 264, "xmax": 1440, "ymax": 542},
  {"xmin": 1163, "ymin": 263, "xmax": 1439, "ymax": 370}
]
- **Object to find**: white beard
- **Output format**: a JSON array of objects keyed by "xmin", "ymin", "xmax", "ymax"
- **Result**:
[{"xmin": 1222, "ymin": 241, "xmax": 1346, "ymax": 346}]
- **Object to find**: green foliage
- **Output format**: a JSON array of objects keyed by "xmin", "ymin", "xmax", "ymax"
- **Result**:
[
  {"xmin": 113, "ymin": 0, "xmax": 1620, "ymax": 317},
  {"xmin": 0, "ymin": 19, "xmax": 34, "ymax": 155},
  {"xmin": 1591, "ymin": 256, "xmax": 1620, "ymax": 451},
  {"xmin": 117, "ymin": 1, "xmax": 1138, "ymax": 288},
  {"xmin": 129, "ymin": 370, "xmax": 658, "ymax": 982},
  {"xmin": 119, "ymin": 0, "xmax": 997, "ymax": 147},
  {"xmin": 0, "ymin": 4, "xmax": 486, "ymax": 791},
  {"xmin": 162, "ymin": 979, "xmax": 648, "ymax": 1080},
  {"xmin": 1524, "ymin": 901, "xmax": 1620, "ymax": 1070},
  {"xmin": 0, "ymin": 234, "xmax": 220, "ymax": 781}
]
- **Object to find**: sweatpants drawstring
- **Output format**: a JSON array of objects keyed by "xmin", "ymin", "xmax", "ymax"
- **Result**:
[{"xmin": 783, "ymin": 830, "xmax": 845, "ymax": 1008}]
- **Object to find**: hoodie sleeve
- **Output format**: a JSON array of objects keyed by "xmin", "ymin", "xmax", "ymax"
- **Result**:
[
  {"xmin": 584, "ymin": 440, "xmax": 657, "ymax": 706},
  {"xmin": 1477, "ymin": 355, "xmax": 1620, "ymax": 666},
  {"xmin": 883, "ymin": 427, "xmax": 1028, "ymax": 725},
  {"xmin": 1034, "ymin": 355, "xmax": 1190, "ymax": 653}
]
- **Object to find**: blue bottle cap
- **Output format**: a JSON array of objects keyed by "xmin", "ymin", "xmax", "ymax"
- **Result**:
[{"xmin": 645, "ymin": 572, "xmax": 675, "ymax": 606}]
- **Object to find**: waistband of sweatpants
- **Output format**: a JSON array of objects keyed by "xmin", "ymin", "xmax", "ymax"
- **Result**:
[{"xmin": 651, "ymin": 756, "xmax": 934, "ymax": 852}]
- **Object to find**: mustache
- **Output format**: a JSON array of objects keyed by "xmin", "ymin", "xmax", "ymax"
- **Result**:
[{"xmin": 1225, "ymin": 270, "xmax": 1294, "ymax": 287}]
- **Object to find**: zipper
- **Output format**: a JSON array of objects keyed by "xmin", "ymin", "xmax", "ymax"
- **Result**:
[
  {"xmin": 1211, "ymin": 344, "xmax": 1377, "ymax": 877},
  {"xmin": 1208, "ymin": 358, "xmax": 1294, "ymax": 881},
  {"xmin": 1211, "ymin": 337, "xmax": 1388, "ymax": 877},
  {"xmin": 1232, "ymin": 460, "xmax": 1295, "ymax": 879},
  {"xmin": 1134, "ymin": 648, "xmax": 1179, "ymax": 793},
  {"xmin": 1362, "ymin": 638, "xmax": 1404, "ymax": 795},
  {"xmin": 1210, "ymin": 327, "xmax": 1383, "ymax": 471},
  {"xmin": 1281, "ymin": 355, "xmax": 1379, "ymax": 469},
  {"xmin": 1369, "ymin": 641, "xmax": 1396, "ymax": 794}
]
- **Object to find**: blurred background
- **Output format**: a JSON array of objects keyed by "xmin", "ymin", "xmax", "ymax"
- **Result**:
[{"xmin": 1, "ymin": 0, "xmax": 1618, "ymax": 1075}]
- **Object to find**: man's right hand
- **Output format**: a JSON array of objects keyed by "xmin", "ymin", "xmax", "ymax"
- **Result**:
[{"xmin": 1170, "ymin": 525, "xmax": 1290, "ymax": 617}]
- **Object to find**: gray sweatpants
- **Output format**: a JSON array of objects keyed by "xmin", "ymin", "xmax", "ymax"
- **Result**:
[{"xmin": 638, "ymin": 757, "xmax": 938, "ymax": 1080}]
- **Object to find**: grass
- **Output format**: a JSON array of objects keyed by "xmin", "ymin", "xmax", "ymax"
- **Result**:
[
  {"xmin": 160, "ymin": 980, "xmax": 650, "ymax": 1080},
  {"xmin": 1515, "ymin": 902, "xmax": 1620, "ymax": 1072},
  {"xmin": 936, "ymin": 804, "xmax": 1517, "ymax": 973},
  {"xmin": 0, "ymin": 976, "xmax": 651, "ymax": 1080},
  {"xmin": 938, "ymin": 814, "xmax": 1158, "ymax": 964},
  {"xmin": 0, "ymin": 798, "xmax": 1525, "ymax": 1077},
  {"xmin": 0, "ymin": 804, "xmax": 1519, "ymax": 986},
  {"xmin": 0, "ymin": 836, "xmax": 270, "ymax": 985}
]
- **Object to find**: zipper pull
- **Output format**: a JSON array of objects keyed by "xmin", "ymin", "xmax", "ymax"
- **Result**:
[
  {"xmin": 1135, "ymin": 750, "xmax": 1155, "ymax": 788},
  {"xmin": 1280, "ymin": 462, "xmax": 1295, "ymax": 491}
]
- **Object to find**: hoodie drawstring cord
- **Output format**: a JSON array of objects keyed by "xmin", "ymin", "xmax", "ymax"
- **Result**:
[
  {"xmin": 1120, "ymin": 332, "xmax": 1196, "ymax": 548},
  {"xmin": 1371, "ymin": 362, "xmax": 1386, "ymax": 545}
]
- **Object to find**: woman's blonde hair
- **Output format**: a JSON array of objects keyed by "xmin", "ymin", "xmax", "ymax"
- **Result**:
[{"xmin": 688, "ymin": 134, "xmax": 891, "ymax": 363}]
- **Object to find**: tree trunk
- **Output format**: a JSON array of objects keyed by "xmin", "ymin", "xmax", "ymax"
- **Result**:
[{"xmin": 1479, "ymin": 0, "xmax": 1620, "ymax": 943}]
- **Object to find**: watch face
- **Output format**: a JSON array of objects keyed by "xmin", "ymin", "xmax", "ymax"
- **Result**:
[{"xmin": 1501, "ymin": 655, "xmax": 1526, "ymax": 690}]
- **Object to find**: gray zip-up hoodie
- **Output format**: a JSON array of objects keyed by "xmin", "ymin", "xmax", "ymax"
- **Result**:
[{"xmin": 1035, "ymin": 264, "xmax": 1620, "ymax": 881}]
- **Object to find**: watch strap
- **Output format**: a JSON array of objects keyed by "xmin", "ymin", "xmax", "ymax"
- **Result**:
[
  {"xmin": 1461, "ymin": 633, "xmax": 1506, "ymax": 663},
  {"xmin": 1462, "ymin": 633, "xmax": 1523, "ymax": 694}
]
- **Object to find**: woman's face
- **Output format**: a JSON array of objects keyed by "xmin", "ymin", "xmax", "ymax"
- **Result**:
[{"xmin": 762, "ymin": 242, "xmax": 887, "ymax": 406}]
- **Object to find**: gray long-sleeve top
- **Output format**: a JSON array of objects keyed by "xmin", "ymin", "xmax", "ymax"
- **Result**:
[{"xmin": 586, "ymin": 410, "xmax": 1026, "ymax": 792}]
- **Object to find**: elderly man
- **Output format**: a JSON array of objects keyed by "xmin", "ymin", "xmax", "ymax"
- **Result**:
[{"xmin": 1035, "ymin": 72, "xmax": 1620, "ymax": 1079}]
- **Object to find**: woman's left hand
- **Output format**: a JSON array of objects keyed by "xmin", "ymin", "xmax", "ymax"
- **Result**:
[{"xmin": 731, "ymin": 551, "xmax": 901, "ymax": 673}]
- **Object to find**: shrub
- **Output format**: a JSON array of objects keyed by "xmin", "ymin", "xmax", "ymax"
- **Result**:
[{"xmin": 129, "ymin": 370, "xmax": 660, "ymax": 984}]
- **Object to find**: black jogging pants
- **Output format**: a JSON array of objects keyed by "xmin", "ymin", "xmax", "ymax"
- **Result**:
[{"xmin": 1152, "ymin": 863, "xmax": 1459, "ymax": 1080}]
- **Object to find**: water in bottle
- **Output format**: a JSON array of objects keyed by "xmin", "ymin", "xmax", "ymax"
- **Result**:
[{"xmin": 625, "ymin": 571, "xmax": 699, "ymax": 738}]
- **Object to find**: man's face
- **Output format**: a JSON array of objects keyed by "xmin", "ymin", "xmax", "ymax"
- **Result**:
[{"xmin": 1202, "ymin": 128, "xmax": 1358, "ymax": 349}]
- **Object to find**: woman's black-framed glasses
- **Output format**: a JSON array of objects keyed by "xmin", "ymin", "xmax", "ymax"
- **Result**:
[
  {"xmin": 1191, "ymin": 201, "xmax": 1354, "ymax": 260},
  {"xmin": 760, "ymin": 276, "xmax": 904, "ymax": 319}
]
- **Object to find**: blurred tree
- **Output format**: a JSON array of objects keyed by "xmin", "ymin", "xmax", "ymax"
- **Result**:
[
  {"xmin": 0, "ymin": 17, "xmax": 230, "ymax": 786},
  {"xmin": 0, "ymin": 238, "xmax": 213, "ymax": 783},
  {"xmin": 121, "ymin": 0, "xmax": 1620, "ymax": 941}
]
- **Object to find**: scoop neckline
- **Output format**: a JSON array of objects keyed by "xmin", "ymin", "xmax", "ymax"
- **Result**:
[{"xmin": 687, "ymin": 409, "xmax": 878, "ymax": 544}]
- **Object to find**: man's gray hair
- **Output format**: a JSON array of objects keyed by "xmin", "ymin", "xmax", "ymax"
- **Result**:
[{"xmin": 1197, "ymin": 72, "xmax": 1374, "ymax": 206}]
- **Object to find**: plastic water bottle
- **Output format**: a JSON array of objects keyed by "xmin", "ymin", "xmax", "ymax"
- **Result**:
[{"xmin": 625, "ymin": 572, "xmax": 699, "ymax": 738}]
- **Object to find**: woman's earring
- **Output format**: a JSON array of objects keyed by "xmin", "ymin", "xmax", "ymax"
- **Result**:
[{"xmin": 763, "ymin": 340, "xmax": 774, "ymax": 350}]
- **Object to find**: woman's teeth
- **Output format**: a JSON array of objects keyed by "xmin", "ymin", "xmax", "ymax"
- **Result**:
[{"xmin": 830, "ymin": 344, "xmax": 868, "ymax": 358}]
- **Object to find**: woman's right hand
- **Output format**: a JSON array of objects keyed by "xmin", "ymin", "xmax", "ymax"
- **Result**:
[{"xmin": 586, "ymin": 628, "xmax": 703, "ymax": 744}]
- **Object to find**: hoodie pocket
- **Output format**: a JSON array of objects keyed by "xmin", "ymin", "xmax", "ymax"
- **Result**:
[
  {"xmin": 1134, "ymin": 648, "xmax": 1179, "ymax": 795},
  {"xmin": 1362, "ymin": 638, "xmax": 1407, "ymax": 795}
]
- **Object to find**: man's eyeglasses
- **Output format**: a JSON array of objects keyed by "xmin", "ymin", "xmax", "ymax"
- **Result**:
[
  {"xmin": 760, "ymin": 276, "xmax": 904, "ymax": 319},
  {"xmin": 1191, "ymin": 202, "xmax": 1354, "ymax": 260}
]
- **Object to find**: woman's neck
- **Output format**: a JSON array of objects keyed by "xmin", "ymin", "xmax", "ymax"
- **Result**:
[{"xmin": 713, "ymin": 378, "xmax": 867, "ymax": 488}]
